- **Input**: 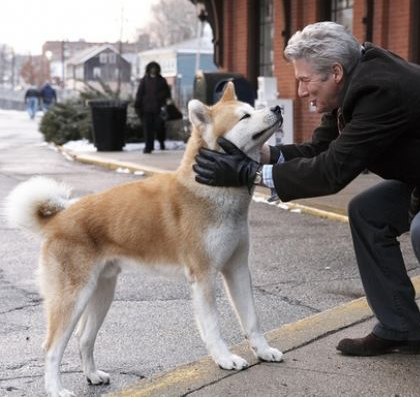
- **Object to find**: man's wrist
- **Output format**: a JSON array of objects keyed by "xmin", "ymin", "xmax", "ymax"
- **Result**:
[{"xmin": 253, "ymin": 166, "xmax": 263, "ymax": 185}]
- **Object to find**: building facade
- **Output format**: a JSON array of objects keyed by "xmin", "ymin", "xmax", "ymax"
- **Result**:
[
  {"xmin": 65, "ymin": 45, "xmax": 131, "ymax": 93},
  {"xmin": 193, "ymin": 0, "xmax": 420, "ymax": 143},
  {"xmin": 42, "ymin": 41, "xmax": 142, "ymax": 87},
  {"xmin": 138, "ymin": 29, "xmax": 218, "ymax": 107}
]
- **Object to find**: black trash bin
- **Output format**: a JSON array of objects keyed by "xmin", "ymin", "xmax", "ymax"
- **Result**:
[
  {"xmin": 193, "ymin": 72, "xmax": 242, "ymax": 105},
  {"xmin": 213, "ymin": 77, "xmax": 256, "ymax": 106},
  {"xmin": 89, "ymin": 100, "xmax": 128, "ymax": 151},
  {"xmin": 193, "ymin": 72, "xmax": 256, "ymax": 106}
]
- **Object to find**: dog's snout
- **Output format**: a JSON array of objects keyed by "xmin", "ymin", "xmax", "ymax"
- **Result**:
[{"xmin": 271, "ymin": 105, "xmax": 282, "ymax": 116}]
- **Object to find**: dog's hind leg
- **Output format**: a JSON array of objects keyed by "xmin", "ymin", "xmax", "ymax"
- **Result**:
[
  {"xmin": 221, "ymin": 243, "xmax": 283, "ymax": 363},
  {"xmin": 40, "ymin": 255, "xmax": 100, "ymax": 397},
  {"xmin": 75, "ymin": 261, "xmax": 120, "ymax": 386},
  {"xmin": 190, "ymin": 270, "xmax": 249, "ymax": 370}
]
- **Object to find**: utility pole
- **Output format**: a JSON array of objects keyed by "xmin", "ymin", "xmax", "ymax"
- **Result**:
[
  {"xmin": 195, "ymin": 5, "xmax": 208, "ymax": 73},
  {"xmin": 61, "ymin": 40, "xmax": 66, "ymax": 88},
  {"xmin": 11, "ymin": 49, "xmax": 15, "ymax": 88},
  {"xmin": 116, "ymin": 5, "xmax": 124, "ymax": 97}
]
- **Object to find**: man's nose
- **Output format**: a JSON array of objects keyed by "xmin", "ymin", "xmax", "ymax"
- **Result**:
[{"xmin": 298, "ymin": 82, "xmax": 309, "ymax": 97}]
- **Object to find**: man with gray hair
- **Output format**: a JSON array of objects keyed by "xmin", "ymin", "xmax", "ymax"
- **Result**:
[{"xmin": 193, "ymin": 21, "xmax": 420, "ymax": 356}]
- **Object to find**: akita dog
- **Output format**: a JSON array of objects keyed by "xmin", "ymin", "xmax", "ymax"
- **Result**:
[{"xmin": 5, "ymin": 82, "xmax": 283, "ymax": 397}]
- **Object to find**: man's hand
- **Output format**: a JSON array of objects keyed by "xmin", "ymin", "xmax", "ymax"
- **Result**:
[{"xmin": 193, "ymin": 137, "xmax": 261, "ymax": 193}]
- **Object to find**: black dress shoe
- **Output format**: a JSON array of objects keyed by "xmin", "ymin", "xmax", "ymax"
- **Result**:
[{"xmin": 336, "ymin": 333, "xmax": 420, "ymax": 356}]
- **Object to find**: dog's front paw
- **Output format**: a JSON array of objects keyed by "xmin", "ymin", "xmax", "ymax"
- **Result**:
[
  {"xmin": 86, "ymin": 370, "xmax": 110, "ymax": 385},
  {"xmin": 257, "ymin": 346, "xmax": 283, "ymax": 362},
  {"xmin": 215, "ymin": 353, "xmax": 249, "ymax": 370}
]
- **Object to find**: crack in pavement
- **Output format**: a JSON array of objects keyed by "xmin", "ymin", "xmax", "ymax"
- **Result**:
[{"xmin": 255, "ymin": 286, "xmax": 321, "ymax": 313}]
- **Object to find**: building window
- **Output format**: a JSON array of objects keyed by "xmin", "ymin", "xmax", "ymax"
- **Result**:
[
  {"xmin": 258, "ymin": 0, "xmax": 274, "ymax": 77},
  {"xmin": 331, "ymin": 0, "xmax": 354, "ymax": 32},
  {"xmin": 108, "ymin": 53, "xmax": 116, "ymax": 64},
  {"xmin": 93, "ymin": 67, "xmax": 101, "ymax": 79},
  {"xmin": 99, "ymin": 53, "xmax": 107, "ymax": 63}
]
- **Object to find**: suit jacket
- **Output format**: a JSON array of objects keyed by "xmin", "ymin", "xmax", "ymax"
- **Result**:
[{"xmin": 271, "ymin": 43, "xmax": 420, "ymax": 202}]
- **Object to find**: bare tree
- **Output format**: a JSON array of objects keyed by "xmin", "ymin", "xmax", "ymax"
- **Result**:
[
  {"xmin": 0, "ymin": 44, "xmax": 14, "ymax": 86},
  {"xmin": 20, "ymin": 55, "xmax": 51, "ymax": 86},
  {"xmin": 137, "ymin": 0, "xmax": 198, "ymax": 48}
]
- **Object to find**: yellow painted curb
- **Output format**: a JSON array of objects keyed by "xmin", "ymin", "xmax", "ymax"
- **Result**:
[
  {"xmin": 107, "ymin": 275, "xmax": 420, "ymax": 397},
  {"xmin": 59, "ymin": 145, "xmax": 348, "ymax": 224},
  {"xmin": 253, "ymin": 191, "xmax": 349, "ymax": 223},
  {"xmin": 56, "ymin": 145, "xmax": 170, "ymax": 176}
]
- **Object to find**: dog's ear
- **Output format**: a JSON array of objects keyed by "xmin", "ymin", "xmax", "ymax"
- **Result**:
[
  {"xmin": 219, "ymin": 81, "xmax": 236, "ymax": 102},
  {"xmin": 188, "ymin": 99, "xmax": 210, "ymax": 130}
]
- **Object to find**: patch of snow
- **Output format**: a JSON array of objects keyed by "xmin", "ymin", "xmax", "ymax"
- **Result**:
[
  {"xmin": 62, "ymin": 139, "xmax": 97, "ymax": 152},
  {"xmin": 115, "ymin": 167, "xmax": 131, "ymax": 173},
  {"xmin": 61, "ymin": 139, "xmax": 186, "ymax": 153}
]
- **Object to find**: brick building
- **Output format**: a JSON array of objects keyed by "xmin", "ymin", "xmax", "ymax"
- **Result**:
[{"xmin": 192, "ymin": 0, "xmax": 420, "ymax": 143}]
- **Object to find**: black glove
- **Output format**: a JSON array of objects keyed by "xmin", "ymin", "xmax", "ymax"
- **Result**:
[
  {"xmin": 193, "ymin": 137, "xmax": 261, "ymax": 193},
  {"xmin": 408, "ymin": 187, "xmax": 420, "ymax": 226}
]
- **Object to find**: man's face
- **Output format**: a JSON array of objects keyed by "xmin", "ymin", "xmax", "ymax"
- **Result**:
[{"xmin": 293, "ymin": 58, "xmax": 342, "ymax": 113}]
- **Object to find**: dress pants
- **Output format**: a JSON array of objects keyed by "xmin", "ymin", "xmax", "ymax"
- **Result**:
[
  {"xmin": 348, "ymin": 179, "xmax": 420, "ymax": 340},
  {"xmin": 142, "ymin": 112, "xmax": 165, "ymax": 152}
]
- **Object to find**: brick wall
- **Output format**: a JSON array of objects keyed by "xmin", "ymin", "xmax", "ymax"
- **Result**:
[{"xmin": 219, "ymin": 0, "xmax": 416, "ymax": 143}]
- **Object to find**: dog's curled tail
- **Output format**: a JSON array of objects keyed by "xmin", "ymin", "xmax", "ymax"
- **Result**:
[{"xmin": 4, "ymin": 176, "xmax": 72, "ymax": 235}]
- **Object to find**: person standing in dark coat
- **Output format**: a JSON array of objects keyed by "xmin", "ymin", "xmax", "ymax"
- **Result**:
[
  {"xmin": 193, "ymin": 22, "xmax": 420, "ymax": 356},
  {"xmin": 134, "ymin": 61, "xmax": 171, "ymax": 153}
]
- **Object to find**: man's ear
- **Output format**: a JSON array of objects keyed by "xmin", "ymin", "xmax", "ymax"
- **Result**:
[
  {"xmin": 332, "ymin": 63, "xmax": 344, "ymax": 83},
  {"xmin": 188, "ymin": 99, "xmax": 210, "ymax": 130}
]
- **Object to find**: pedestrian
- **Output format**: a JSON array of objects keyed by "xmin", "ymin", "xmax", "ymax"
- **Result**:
[
  {"xmin": 24, "ymin": 86, "xmax": 40, "ymax": 119},
  {"xmin": 134, "ymin": 61, "xmax": 171, "ymax": 153},
  {"xmin": 193, "ymin": 21, "xmax": 420, "ymax": 356},
  {"xmin": 40, "ymin": 82, "xmax": 57, "ymax": 112}
]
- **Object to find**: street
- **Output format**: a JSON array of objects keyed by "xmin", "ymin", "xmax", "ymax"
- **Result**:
[{"xmin": 0, "ymin": 109, "xmax": 418, "ymax": 397}]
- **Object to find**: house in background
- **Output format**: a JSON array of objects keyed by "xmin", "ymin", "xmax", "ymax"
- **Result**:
[
  {"xmin": 42, "ymin": 40, "xmax": 143, "ymax": 87},
  {"xmin": 65, "ymin": 45, "xmax": 131, "ymax": 94},
  {"xmin": 191, "ymin": 0, "xmax": 420, "ymax": 144},
  {"xmin": 138, "ymin": 25, "xmax": 218, "ymax": 107}
]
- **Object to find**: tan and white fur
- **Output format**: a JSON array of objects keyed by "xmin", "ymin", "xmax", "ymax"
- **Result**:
[{"xmin": 4, "ymin": 83, "xmax": 283, "ymax": 397}]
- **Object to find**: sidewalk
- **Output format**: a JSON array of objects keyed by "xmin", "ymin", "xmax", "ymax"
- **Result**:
[
  {"xmin": 60, "ymin": 144, "xmax": 383, "ymax": 217},
  {"xmin": 60, "ymin": 144, "xmax": 420, "ymax": 397}
]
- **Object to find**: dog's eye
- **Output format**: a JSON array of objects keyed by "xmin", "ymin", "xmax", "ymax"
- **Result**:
[{"xmin": 239, "ymin": 113, "xmax": 251, "ymax": 121}]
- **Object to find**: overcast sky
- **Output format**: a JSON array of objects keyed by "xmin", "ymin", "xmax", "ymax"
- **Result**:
[{"xmin": 1, "ymin": 0, "xmax": 158, "ymax": 55}]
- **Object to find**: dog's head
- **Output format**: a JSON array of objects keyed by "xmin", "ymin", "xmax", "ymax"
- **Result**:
[{"xmin": 188, "ymin": 82, "xmax": 283, "ymax": 161}]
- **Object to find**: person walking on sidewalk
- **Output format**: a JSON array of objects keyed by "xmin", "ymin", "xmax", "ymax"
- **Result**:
[
  {"xmin": 134, "ymin": 61, "xmax": 171, "ymax": 154},
  {"xmin": 24, "ymin": 86, "xmax": 40, "ymax": 119},
  {"xmin": 193, "ymin": 21, "xmax": 420, "ymax": 356},
  {"xmin": 40, "ymin": 82, "xmax": 57, "ymax": 112}
]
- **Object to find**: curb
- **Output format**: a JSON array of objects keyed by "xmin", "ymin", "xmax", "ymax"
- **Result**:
[
  {"xmin": 58, "ymin": 146, "xmax": 419, "ymax": 396},
  {"xmin": 58, "ymin": 146, "xmax": 348, "ymax": 223},
  {"xmin": 253, "ymin": 192, "xmax": 349, "ymax": 223},
  {"xmin": 56, "ymin": 146, "xmax": 170, "ymax": 176},
  {"xmin": 107, "ymin": 276, "xmax": 420, "ymax": 397}
]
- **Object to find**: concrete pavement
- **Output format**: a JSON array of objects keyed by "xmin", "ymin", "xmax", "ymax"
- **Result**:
[{"xmin": 59, "ymin": 143, "xmax": 420, "ymax": 397}]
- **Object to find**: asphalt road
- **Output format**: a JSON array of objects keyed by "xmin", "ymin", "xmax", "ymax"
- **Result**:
[{"xmin": 0, "ymin": 110, "xmax": 418, "ymax": 397}]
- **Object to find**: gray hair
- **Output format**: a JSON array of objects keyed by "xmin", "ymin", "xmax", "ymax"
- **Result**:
[{"xmin": 284, "ymin": 22, "xmax": 361, "ymax": 78}]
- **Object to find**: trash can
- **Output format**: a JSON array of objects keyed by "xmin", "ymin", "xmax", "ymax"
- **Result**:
[
  {"xmin": 89, "ymin": 100, "xmax": 128, "ymax": 151},
  {"xmin": 213, "ymin": 77, "xmax": 256, "ymax": 106},
  {"xmin": 193, "ymin": 72, "xmax": 243, "ymax": 105}
]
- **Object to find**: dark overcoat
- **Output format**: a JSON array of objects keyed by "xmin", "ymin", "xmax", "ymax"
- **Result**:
[
  {"xmin": 271, "ymin": 43, "xmax": 420, "ymax": 202},
  {"xmin": 134, "ymin": 75, "xmax": 170, "ymax": 115}
]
